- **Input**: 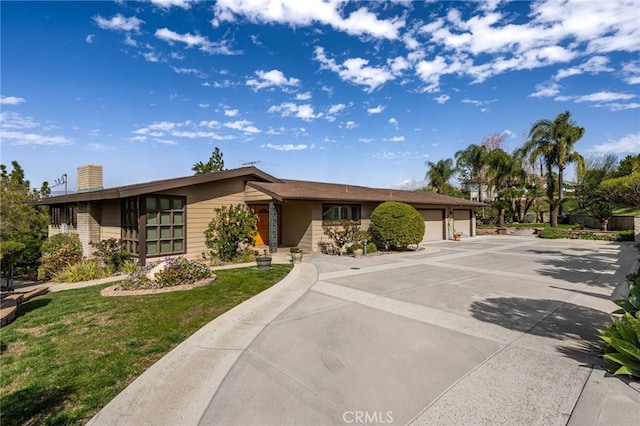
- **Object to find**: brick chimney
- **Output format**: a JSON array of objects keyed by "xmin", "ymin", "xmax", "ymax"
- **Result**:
[{"xmin": 77, "ymin": 164, "xmax": 103, "ymax": 192}]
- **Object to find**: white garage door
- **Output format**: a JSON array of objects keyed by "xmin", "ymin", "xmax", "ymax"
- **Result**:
[
  {"xmin": 420, "ymin": 209, "xmax": 445, "ymax": 241},
  {"xmin": 453, "ymin": 209, "xmax": 472, "ymax": 237}
]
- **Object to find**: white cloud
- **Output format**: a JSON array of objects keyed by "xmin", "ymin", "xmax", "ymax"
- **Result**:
[
  {"xmin": 1, "ymin": 112, "xmax": 72, "ymax": 146},
  {"xmin": 212, "ymin": 0, "xmax": 405, "ymax": 40},
  {"xmin": 124, "ymin": 34, "xmax": 138, "ymax": 47},
  {"xmin": 246, "ymin": 69, "xmax": 300, "ymax": 91},
  {"xmin": 150, "ymin": 0, "xmax": 199, "ymax": 9},
  {"xmin": 385, "ymin": 136, "xmax": 405, "ymax": 142},
  {"xmin": 268, "ymin": 102, "xmax": 322, "ymax": 121},
  {"xmin": 1, "ymin": 96, "xmax": 26, "ymax": 105},
  {"xmin": 557, "ymin": 91, "xmax": 636, "ymax": 103},
  {"xmin": 261, "ymin": 143, "xmax": 310, "ymax": 151},
  {"xmin": 85, "ymin": 34, "xmax": 95, "ymax": 43},
  {"xmin": 295, "ymin": 91, "xmax": 312, "ymax": 101},
  {"xmin": 141, "ymin": 50, "xmax": 162, "ymax": 63},
  {"xmin": 359, "ymin": 138, "xmax": 374, "ymax": 143},
  {"xmin": 170, "ymin": 66, "xmax": 206, "ymax": 78},
  {"xmin": 462, "ymin": 98, "xmax": 497, "ymax": 106},
  {"xmin": 155, "ymin": 28, "xmax": 239, "ymax": 55},
  {"xmin": 89, "ymin": 143, "xmax": 112, "ymax": 152},
  {"xmin": 224, "ymin": 108, "xmax": 239, "ymax": 117},
  {"xmin": 199, "ymin": 120, "xmax": 219, "ymax": 128},
  {"xmin": 93, "ymin": 14, "xmax": 143, "ymax": 32},
  {"xmin": 434, "ymin": 94, "xmax": 450, "ymax": 104},
  {"xmin": 224, "ymin": 119, "xmax": 261, "ymax": 134},
  {"xmin": 591, "ymin": 132, "xmax": 640, "ymax": 153},
  {"xmin": 367, "ymin": 105, "xmax": 385, "ymax": 114},
  {"xmin": 554, "ymin": 56, "xmax": 614, "ymax": 80},
  {"xmin": 343, "ymin": 121, "xmax": 357, "ymax": 129},
  {"xmin": 621, "ymin": 61, "xmax": 640, "ymax": 84},
  {"xmin": 198, "ymin": 103, "xmax": 209, "ymax": 108},
  {"xmin": 314, "ymin": 47, "xmax": 395, "ymax": 93},
  {"xmin": 327, "ymin": 103, "xmax": 346, "ymax": 114},
  {"xmin": 389, "ymin": 117, "xmax": 399, "ymax": 129},
  {"xmin": 530, "ymin": 82, "xmax": 561, "ymax": 98}
]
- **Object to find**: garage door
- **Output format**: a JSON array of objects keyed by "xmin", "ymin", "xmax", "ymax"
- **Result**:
[
  {"xmin": 419, "ymin": 209, "xmax": 445, "ymax": 241},
  {"xmin": 453, "ymin": 209, "xmax": 471, "ymax": 237}
]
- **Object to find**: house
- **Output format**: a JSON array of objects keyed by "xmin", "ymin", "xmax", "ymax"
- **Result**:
[
  {"xmin": 35, "ymin": 165, "xmax": 485, "ymax": 265},
  {"xmin": 461, "ymin": 178, "xmax": 496, "ymax": 203}
]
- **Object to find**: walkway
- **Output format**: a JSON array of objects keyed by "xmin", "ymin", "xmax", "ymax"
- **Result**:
[{"xmin": 90, "ymin": 236, "xmax": 639, "ymax": 425}]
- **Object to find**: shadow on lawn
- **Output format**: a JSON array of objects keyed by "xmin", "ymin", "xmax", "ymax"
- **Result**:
[
  {"xmin": 470, "ymin": 297, "xmax": 610, "ymax": 367},
  {"xmin": 1, "ymin": 385, "xmax": 76, "ymax": 426}
]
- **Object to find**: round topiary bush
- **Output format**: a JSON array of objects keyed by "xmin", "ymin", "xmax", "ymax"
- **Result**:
[{"xmin": 369, "ymin": 201, "xmax": 425, "ymax": 250}]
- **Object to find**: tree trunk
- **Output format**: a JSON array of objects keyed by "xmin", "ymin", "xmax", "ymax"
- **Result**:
[
  {"xmin": 498, "ymin": 208, "xmax": 506, "ymax": 228},
  {"xmin": 558, "ymin": 166, "xmax": 564, "ymax": 216},
  {"xmin": 550, "ymin": 205, "xmax": 559, "ymax": 228}
]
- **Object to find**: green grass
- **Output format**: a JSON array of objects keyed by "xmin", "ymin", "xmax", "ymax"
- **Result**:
[{"xmin": 0, "ymin": 264, "xmax": 292, "ymax": 426}]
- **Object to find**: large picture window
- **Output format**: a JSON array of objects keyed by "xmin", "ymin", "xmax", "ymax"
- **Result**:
[
  {"xmin": 322, "ymin": 204, "xmax": 361, "ymax": 223},
  {"xmin": 145, "ymin": 196, "xmax": 185, "ymax": 256}
]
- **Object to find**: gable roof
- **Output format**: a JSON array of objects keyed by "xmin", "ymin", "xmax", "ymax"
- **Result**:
[
  {"xmin": 34, "ymin": 167, "xmax": 280, "ymax": 205},
  {"xmin": 248, "ymin": 179, "xmax": 485, "ymax": 207}
]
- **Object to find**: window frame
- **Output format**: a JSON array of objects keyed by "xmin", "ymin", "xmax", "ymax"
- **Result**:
[
  {"xmin": 322, "ymin": 203, "xmax": 361, "ymax": 224},
  {"xmin": 143, "ymin": 195, "xmax": 186, "ymax": 258}
]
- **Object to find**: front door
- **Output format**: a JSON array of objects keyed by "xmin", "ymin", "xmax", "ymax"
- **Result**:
[{"xmin": 250, "ymin": 204, "xmax": 281, "ymax": 246}]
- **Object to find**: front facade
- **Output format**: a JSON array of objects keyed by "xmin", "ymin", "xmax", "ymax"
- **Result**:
[{"xmin": 36, "ymin": 166, "xmax": 484, "ymax": 265}]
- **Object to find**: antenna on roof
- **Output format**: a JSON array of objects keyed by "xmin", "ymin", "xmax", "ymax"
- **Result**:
[
  {"xmin": 51, "ymin": 173, "xmax": 68, "ymax": 195},
  {"xmin": 241, "ymin": 161, "xmax": 261, "ymax": 167}
]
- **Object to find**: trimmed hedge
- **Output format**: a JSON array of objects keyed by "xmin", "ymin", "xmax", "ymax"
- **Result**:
[{"xmin": 370, "ymin": 201, "xmax": 425, "ymax": 249}]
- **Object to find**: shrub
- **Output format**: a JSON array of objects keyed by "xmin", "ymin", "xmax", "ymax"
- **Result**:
[
  {"xmin": 369, "ymin": 202, "xmax": 425, "ymax": 249},
  {"xmin": 616, "ymin": 230, "xmax": 634, "ymax": 242},
  {"xmin": 53, "ymin": 259, "xmax": 110, "ymax": 283},
  {"xmin": 538, "ymin": 228, "xmax": 571, "ymax": 239},
  {"xmin": 0, "ymin": 240, "xmax": 26, "ymax": 272},
  {"xmin": 120, "ymin": 259, "xmax": 140, "ymax": 274},
  {"xmin": 365, "ymin": 242, "xmax": 377, "ymax": 254},
  {"xmin": 322, "ymin": 221, "xmax": 368, "ymax": 255},
  {"xmin": 613, "ymin": 272, "xmax": 640, "ymax": 315},
  {"xmin": 37, "ymin": 244, "xmax": 83, "ymax": 281},
  {"xmin": 41, "ymin": 233, "xmax": 82, "ymax": 256},
  {"xmin": 119, "ymin": 262, "xmax": 156, "ymax": 290},
  {"xmin": 90, "ymin": 238, "xmax": 130, "ymax": 271},
  {"xmin": 205, "ymin": 204, "xmax": 258, "ymax": 262},
  {"xmin": 153, "ymin": 257, "xmax": 213, "ymax": 288},
  {"xmin": 599, "ymin": 312, "xmax": 640, "ymax": 378}
]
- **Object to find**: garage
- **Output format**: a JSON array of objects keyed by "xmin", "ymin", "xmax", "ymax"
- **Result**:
[
  {"xmin": 419, "ymin": 209, "xmax": 445, "ymax": 241},
  {"xmin": 453, "ymin": 209, "xmax": 472, "ymax": 237}
]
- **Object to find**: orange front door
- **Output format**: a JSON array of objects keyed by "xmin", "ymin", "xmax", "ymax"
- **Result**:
[{"xmin": 254, "ymin": 207, "xmax": 270, "ymax": 245}]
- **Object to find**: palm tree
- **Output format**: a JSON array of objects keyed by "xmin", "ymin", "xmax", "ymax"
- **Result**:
[
  {"xmin": 454, "ymin": 144, "xmax": 489, "ymax": 202},
  {"xmin": 425, "ymin": 158, "xmax": 457, "ymax": 194},
  {"xmin": 520, "ymin": 110, "xmax": 585, "ymax": 224},
  {"xmin": 486, "ymin": 149, "xmax": 524, "ymax": 226}
]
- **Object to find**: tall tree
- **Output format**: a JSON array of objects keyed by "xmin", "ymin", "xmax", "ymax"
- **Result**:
[
  {"xmin": 192, "ymin": 147, "xmax": 225, "ymax": 174},
  {"xmin": 425, "ymin": 158, "xmax": 457, "ymax": 194},
  {"xmin": 520, "ymin": 110, "xmax": 585, "ymax": 224},
  {"xmin": 486, "ymin": 149, "xmax": 525, "ymax": 226}
]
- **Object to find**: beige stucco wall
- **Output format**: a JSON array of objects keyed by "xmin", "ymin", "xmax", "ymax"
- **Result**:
[{"xmin": 281, "ymin": 202, "xmax": 313, "ymax": 250}]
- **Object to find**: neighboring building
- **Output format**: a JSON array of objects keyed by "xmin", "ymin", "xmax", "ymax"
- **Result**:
[
  {"xmin": 35, "ymin": 165, "xmax": 485, "ymax": 265},
  {"xmin": 461, "ymin": 178, "xmax": 496, "ymax": 203}
]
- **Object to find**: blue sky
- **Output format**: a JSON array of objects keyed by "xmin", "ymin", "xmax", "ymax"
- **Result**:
[{"xmin": 1, "ymin": 0, "xmax": 639, "ymax": 192}]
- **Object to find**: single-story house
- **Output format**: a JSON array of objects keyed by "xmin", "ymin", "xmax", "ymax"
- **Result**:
[{"xmin": 35, "ymin": 165, "xmax": 485, "ymax": 265}]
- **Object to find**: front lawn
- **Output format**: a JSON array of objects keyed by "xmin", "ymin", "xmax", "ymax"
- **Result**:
[{"xmin": 0, "ymin": 264, "xmax": 292, "ymax": 426}]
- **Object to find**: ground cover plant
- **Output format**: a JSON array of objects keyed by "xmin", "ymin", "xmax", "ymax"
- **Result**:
[
  {"xmin": 538, "ymin": 228, "xmax": 633, "ymax": 241},
  {"xmin": 0, "ymin": 264, "xmax": 292, "ymax": 426},
  {"xmin": 599, "ymin": 271, "xmax": 640, "ymax": 378}
]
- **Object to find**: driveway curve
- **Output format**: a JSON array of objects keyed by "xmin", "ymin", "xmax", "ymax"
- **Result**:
[{"xmin": 90, "ymin": 236, "xmax": 639, "ymax": 426}]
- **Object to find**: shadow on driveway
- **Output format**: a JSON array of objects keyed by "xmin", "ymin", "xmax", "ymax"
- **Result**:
[{"xmin": 470, "ymin": 297, "xmax": 610, "ymax": 367}]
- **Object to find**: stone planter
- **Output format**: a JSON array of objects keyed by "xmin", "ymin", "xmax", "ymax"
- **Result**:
[
  {"xmin": 496, "ymin": 227, "xmax": 507, "ymax": 235},
  {"xmin": 291, "ymin": 252, "xmax": 303, "ymax": 264},
  {"xmin": 453, "ymin": 234, "xmax": 461, "ymax": 241},
  {"xmin": 256, "ymin": 256, "xmax": 272, "ymax": 270},
  {"xmin": 353, "ymin": 248, "xmax": 364, "ymax": 258}
]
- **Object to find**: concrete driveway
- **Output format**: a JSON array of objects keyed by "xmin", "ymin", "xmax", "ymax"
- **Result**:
[{"xmin": 90, "ymin": 236, "xmax": 639, "ymax": 426}]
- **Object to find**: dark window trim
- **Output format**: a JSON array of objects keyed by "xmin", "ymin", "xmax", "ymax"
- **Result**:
[{"xmin": 322, "ymin": 203, "xmax": 361, "ymax": 225}]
